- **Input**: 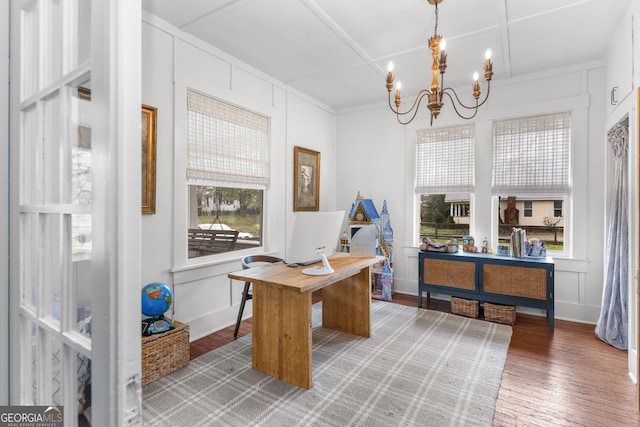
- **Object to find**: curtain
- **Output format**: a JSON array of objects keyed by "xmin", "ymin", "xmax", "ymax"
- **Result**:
[{"xmin": 595, "ymin": 121, "xmax": 629, "ymax": 349}]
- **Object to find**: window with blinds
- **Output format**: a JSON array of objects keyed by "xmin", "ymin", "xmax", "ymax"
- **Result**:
[
  {"xmin": 187, "ymin": 90, "xmax": 269, "ymax": 188},
  {"xmin": 415, "ymin": 125, "xmax": 474, "ymax": 243},
  {"xmin": 493, "ymin": 112, "xmax": 570, "ymax": 254},
  {"xmin": 186, "ymin": 90, "xmax": 267, "ymax": 258},
  {"xmin": 492, "ymin": 112, "xmax": 570, "ymax": 195},
  {"xmin": 415, "ymin": 124, "xmax": 475, "ymax": 194}
]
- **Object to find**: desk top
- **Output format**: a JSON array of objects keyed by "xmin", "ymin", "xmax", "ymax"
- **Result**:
[{"xmin": 228, "ymin": 252, "xmax": 384, "ymax": 293}]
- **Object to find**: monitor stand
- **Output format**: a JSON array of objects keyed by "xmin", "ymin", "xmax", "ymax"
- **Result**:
[{"xmin": 302, "ymin": 254, "xmax": 334, "ymax": 276}]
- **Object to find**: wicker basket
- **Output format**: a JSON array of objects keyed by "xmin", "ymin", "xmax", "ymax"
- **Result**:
[
  {"xmin": 142, "ymin": 321, "xmax": 190, "ymax": 385},
  {"xmin": 451, "ymin": 297, "xmax": 479, "ymax": 318},
  {"xmin": 484, "ymin": 302, "xmax": 516, "ymax": 325}
]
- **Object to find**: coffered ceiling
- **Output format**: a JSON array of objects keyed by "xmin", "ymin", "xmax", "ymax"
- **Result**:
[{"xmin": 142, "ymin": 0, "xmax": 634, "ymax": 111}]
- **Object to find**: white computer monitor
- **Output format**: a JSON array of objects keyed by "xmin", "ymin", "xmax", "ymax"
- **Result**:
[{"xmin": 286, "ymin": 210, "xmax": 345, "ymax": 276}]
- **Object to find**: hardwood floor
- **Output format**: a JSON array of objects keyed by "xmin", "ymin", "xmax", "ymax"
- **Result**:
[{"xmin": 190, "ymin": 292, "xmax": 640, "ymax": 426}]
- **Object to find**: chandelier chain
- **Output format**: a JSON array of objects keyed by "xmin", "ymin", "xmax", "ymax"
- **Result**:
[{"xmin": 434, "ymin": 1, "xmax": 439, "ymax": 38}]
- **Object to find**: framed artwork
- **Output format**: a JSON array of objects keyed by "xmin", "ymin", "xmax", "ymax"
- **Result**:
[
  {"xmin": 141, "ymin": 105, "xmax": 157, "ymax": 214},
  {"xmin": 293, "ymin": 146, "xmax": 320, "ymax": 211}
]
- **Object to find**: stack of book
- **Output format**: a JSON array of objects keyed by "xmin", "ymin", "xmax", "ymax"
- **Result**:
[{"xmin": 510, "ymin": 227, "xmax": 526, "ymax": 257}]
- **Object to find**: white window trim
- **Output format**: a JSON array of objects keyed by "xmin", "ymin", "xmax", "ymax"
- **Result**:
[{"xmin": 173, "ymin": 76, "xmax": 278, "ymax": 270}]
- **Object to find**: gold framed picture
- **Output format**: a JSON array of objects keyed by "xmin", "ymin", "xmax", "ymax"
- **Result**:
[
  {"xmin": 141, "ymin": 105, "xmax": 157, "ymax": 214},
  {"xmin": 293, "ymin": 146, "xmax": 320, "ymax": 211}
]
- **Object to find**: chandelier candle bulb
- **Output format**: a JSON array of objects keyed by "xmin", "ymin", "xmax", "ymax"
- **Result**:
[
  {"xmin": 484, "ymin": 49, "xmax": 493, "ymax": 80},
  {"xmin": 385, "ymin": 62, "xmax": 395, "ymax": 91},
  {"xmin": 472, "ymin": 72, "xmax": 481, "ymax": 99},
  {"xmin": 395, "ymin": 82, "xmax": 402, "ymax": 107}
]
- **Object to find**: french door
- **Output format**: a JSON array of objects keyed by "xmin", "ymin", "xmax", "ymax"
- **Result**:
[{"xmin": 8, "ymin": 1, "xmax": 141, "ymax": 426}]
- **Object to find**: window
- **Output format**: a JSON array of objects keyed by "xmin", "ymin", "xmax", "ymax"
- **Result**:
[
  {"xmin": 416, "ymin": 125, "xmax": 474, "ymax": 243},
  {"xmin": 493, "ymin": 112, "xmax": 570, "ymax": 253},
  {"xmin": 186, "ymin": 90, "xmax": 269, "ymax": 258},
  {"xmin": 554, "ymin": 200, "xmax": 563, "ymax": 217}
]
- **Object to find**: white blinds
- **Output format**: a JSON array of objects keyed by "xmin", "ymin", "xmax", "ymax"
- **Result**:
[
  {"xmin": 187, "ymin": 90, "xmax": 270, "ymax": 188},
  {"xmin": 492, "ymin": 112, "xmax": 570, "ymax": 195},
  {"xmin": 415, "ymin": 124, "xmax": 475, "ymax": 194}
]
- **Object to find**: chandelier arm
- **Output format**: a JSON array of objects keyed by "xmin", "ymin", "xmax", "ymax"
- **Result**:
[
  {"xmin": 441, "ymin": 79, "xmax": 492, "ymax": 111},
  {"xmin": 441, "ymin": 87, "xmax": 478, "ymax": 110},
  {"xmin": 395, "ymin": 91, "xmax": 432, "ymax": 125},
  {"xmin": 441, "ymin": 91, "xmax": 479, "ymax": 120},
  {"xmin": 388, "ymin": 89, "xmax": 431, "ymax": 116}
]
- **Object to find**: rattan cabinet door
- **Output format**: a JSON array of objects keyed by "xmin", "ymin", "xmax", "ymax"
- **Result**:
[
  {"xmin": 423, "ymin": 257, "xmax": 476, "ymax": 290},
  {"xmin": 482, "ymin": 264, "xmax": 546, "ymax": 300}
]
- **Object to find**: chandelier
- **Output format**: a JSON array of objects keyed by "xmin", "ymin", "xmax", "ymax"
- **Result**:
[{"xmin": 385, "ymin": 0, "xmax": 493, "ymax": 125}]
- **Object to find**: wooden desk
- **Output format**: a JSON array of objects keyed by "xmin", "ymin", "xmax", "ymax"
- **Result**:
[{"xmin": 228, "ymin": 253, "xmax": 383, "ymax": 389}]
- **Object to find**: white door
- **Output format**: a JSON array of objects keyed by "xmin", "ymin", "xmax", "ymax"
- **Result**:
[{"xmin": 8, "ymin": 1, "xmax": 142, "ymax": 426}]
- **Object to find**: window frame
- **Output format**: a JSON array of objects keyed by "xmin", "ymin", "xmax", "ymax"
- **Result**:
[
  {"xmin": 185, "ymin": 90, "xmax": 269, "ymax": 261},
  {"xmin": 554, "ymin": 200, "xmax": 563, "ymax": 217},
  {"xmin": 172, "ymin": 79, "xmax": 278, "ymax": 269},
  {"xmin": 414, "ymin": 124, "xmax": 475, "ymax": 244},
  {"xmin": 492, "ymin": 112, "xmax": 572, "ymax": 257}
]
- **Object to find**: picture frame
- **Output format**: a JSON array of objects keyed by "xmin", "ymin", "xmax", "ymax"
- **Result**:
[
  {"xmin": 293, "ymin": 146, "xmax": 320, "ymax": 211},
  {"xmin": 141, "ymin": 105, "xmax": 157, "ymax": 214}
]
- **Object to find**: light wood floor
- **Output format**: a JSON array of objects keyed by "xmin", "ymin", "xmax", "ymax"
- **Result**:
[{"xmin": 190, "ymin": 292, "xmax": 640, "ymax": 426}]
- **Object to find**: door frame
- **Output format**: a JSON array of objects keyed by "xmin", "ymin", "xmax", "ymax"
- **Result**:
[
  {"xmin": 5, "ymin": 1, "xmax": 142, "ymax": 424},
  {"xmin": 0, "ymin": 0, "xmax": 9, "ymax": 406}
]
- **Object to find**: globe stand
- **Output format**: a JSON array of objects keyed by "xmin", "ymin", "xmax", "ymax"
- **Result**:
[{"xmin": 141, "ymin": 314, "xmax": 174, "ymax": 336}]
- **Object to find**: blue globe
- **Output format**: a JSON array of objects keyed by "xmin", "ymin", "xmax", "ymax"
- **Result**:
[{"xmin": 141, "ymin": 282, "xmax": 173, "ymax": 317}]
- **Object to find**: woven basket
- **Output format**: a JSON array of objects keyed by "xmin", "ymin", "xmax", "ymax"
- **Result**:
[
  {"xmin": 484, "ymin": 302, "xmax": 516, "ymax": 325},
  {"xmin": 142, "ymin": 321, "xmax": 190, "ymax": 385},
  {"xmin": 451, "ymin": 297, "xmax": 479, "ymax": 318}
]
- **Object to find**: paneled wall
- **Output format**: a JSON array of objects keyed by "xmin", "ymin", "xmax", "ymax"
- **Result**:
[{"xmin": 140, "ymin": 13, "xmax": 337, "ymax": 340}]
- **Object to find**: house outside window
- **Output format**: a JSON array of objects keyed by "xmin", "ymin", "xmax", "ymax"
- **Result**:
[
  {"xmin": 186, "ymin": 90, "xmax": 268, "ymax": 258},
  {"xmin": 416, "ymin": 125, "xmax": 474, "ymax": 243},
  {"xmin": 493, "ymin": 112, "xmax": 571, "ymax": 254}
]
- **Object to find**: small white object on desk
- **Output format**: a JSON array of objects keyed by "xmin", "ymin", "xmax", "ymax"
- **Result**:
[{"xmin": 302, "ymin": 254, "xmax": 334, "ymax": 276}]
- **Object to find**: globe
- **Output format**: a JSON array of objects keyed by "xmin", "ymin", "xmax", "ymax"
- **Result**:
[{"xmin": 141, "ymin": 282, "xmax": 173, "ymax": 317}]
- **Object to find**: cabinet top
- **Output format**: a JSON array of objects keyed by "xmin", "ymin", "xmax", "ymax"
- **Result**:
[{"xmin": 419, "ymin": 250, "xmax": 554, "ymax": 265}]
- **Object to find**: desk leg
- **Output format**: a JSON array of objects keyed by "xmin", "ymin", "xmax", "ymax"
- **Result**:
[
  {"xmin": 322, "ymin": 266, "xmax": 371, "ymax": 338},
  {"xmin": 252, "ymin": 281, "xmax": 313, "ymax": 389}
]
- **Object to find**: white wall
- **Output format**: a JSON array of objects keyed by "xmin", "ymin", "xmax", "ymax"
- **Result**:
[
  {"xmin": 336, "ymin": 64, "xmax": 607, "ymax": 325},
  {"xmin": 141, "ymin": 13, "xmax": 337, "ymax": 340}
]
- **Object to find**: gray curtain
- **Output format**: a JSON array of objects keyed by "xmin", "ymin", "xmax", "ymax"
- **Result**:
[{"xmin": 595, "ymin": 121, "xmax": 629, "ymax": 350}]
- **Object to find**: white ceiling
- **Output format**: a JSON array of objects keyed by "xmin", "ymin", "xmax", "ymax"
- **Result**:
[{"xmin": 142, "ymin": 0, "xmax": 634, "ymax": 111}]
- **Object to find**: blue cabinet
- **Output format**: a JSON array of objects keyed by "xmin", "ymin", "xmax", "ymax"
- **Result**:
[{"xmin": 418, "ymin": 251, "xmax": 554, "ymax": 331}]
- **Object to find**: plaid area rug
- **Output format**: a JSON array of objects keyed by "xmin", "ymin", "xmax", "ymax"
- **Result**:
[{"xmin": 142, "ymin": 301, "xmax": 512, "ymax": 426}]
